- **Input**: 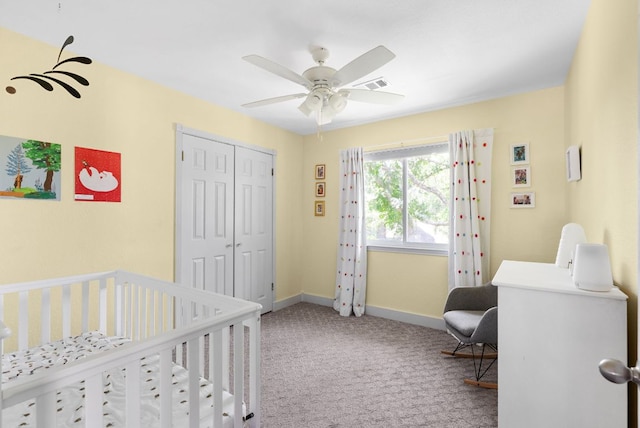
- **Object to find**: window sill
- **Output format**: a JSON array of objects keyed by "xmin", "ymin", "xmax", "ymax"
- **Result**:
[{"xmin": 366, "ymin": 245, "xmax": 448, "ymax": 257}]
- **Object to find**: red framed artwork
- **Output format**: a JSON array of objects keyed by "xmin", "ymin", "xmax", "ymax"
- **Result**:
[{"xmin": 74, "ymin": 147, "xmax": 121, "ymax": 202}]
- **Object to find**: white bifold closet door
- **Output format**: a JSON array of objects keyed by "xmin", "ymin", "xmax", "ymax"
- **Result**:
[{"xmin": 177, "ymin": 131, "xmax": 273, "ymax": 313}]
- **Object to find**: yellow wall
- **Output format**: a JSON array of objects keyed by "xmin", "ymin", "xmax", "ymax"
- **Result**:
[
  {"xmin": 0, "ymin": 28, "xmax": 305, "ymax": 302},
  {"xmin": 565, "ymin": 0, "xmax": 637, "ymax": 424},
  {"xmin": 1, "ymin": 0, "xmax": 637, "ymax": 338},
  {"xmin": 301, "ymin": 87, "xmax": 568, "ymax": 318}
]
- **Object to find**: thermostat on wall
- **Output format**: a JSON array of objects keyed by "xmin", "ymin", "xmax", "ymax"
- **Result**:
[{"xmin": 566, "ymin": 145, "xmax": 581, "ymax": 182}]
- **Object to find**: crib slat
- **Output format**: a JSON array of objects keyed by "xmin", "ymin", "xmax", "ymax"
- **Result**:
[
  {"xmin": 41, "ymin": 288, "xmax": 51, "ymax": 344},
  {"xmin": 35, "ymin": 390, "xmax": 56, "ymax": 428},
  {"xmin": 199, "ymin": 335, "xmax": 205, "ymax": 379},
  {"xmin": 62, "ymin": 284, "xmax": 71, "ymax": 338},
  {"xmin": 85, "ymin": 373, "xmax": 103, "ymax": 427},
  {"xmin": 159, "ymin": 349, "xmax": 173, "ymax": 428},
  {"xmin": 125, "ymin": 283, "xmax": 132, "ymax": 339},
  {"xmin": 149, "ymin": 290, "xmax": 157, "ymax": 336},
  {"xmin": 134, "ymin": 285, "xmax": 141, "ymax": 340},
  {"xmin": 233, "ymin": 324, "xmax": 244, "ymax": 428},
  {"xmin": 82, "ymin": 281, "xmax": 90, "ymax": 332},
  {"xmin": 130, "ymin": 284, "xmax": 137, "ymax": 340},
  {"xmin": 248, "ymin": 315, "xmax": 261, "ymax": 427},
  {"xmin": 99, "ymin": 278, "xmax": 107, "ymax": 334},
  {"xmin": 188, "ymin": 337, "xmax": 200, "ymax": 427},
  {"xmin": 139, "ymin": 287, "xmax": 147, "ymax": 339},
  {"xmin": 222, "ymin": 327, "xmax": 230, "ymax": 391},
  {"xmin": 115, "ymin": 283, "xmax": 123, "ymax": 337},
  {"xmin": 125, "ymin": 359, "xmax": 141, "ymax": 427},
  {"xmin": 211, "ymin": 329, "xmax": 223, "ymax": 428},
  {"xmin": 18, "ymin": 290, "xmax": 28, "ymax": 350}
]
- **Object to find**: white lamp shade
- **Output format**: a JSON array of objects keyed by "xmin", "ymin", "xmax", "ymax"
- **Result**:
[
  {"xmin": 555, "ymin": 223, "xmax": 587, "ymax": 268},
  {"xmin": 572, "ymin": 243, "xmax": 613, "ymax": 292},
  {"xmin": 328, "ymin": 93, "xmax": 347, "ymax": 113}
]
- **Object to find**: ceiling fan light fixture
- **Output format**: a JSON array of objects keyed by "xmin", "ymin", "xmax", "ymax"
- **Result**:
[
  {"xmin": 298, "ymin": 101, "xmax": 312, "ymax": 116},
  {"xmin": 242, "ymin": 45, "xmax": 403, "ymax": 127},
  {"xmin": 328, "ymin": 92, "xmax": 347, "ymax": 114},
  {"xmin": 303, "ymin": 91, "xmax": 323, "ymax": 112}
]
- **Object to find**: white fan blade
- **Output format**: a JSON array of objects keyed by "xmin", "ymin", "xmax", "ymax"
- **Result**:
[
  {"xmin": 242, "ymin": 93, "xmax": 307, "ymax": 108},
  {"xmin": 331, "ymin": 46, "xmax": 396, "ymax": 87},
  {"xmin": 243, "ymin": 54, "xmax": 313, "ymax": 89},
  {"xmin": 343, "ymin": 89, "xmax": 404, "ymax": 105}
]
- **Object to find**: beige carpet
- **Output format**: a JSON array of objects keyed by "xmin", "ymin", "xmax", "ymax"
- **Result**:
[{"xmin": 259, "ymin": 302, "xmax": 497, "ymax": 427}]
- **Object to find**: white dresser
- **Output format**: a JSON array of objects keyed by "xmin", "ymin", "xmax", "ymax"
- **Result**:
[{"xmin": 493, "ymin": 260, "xmax": 628, "ymax": 428}]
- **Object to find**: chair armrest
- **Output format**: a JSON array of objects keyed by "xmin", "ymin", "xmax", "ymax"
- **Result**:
[
  {"xmin": 469, "ymin": 306, "xmax": 498, "ymax": 345},
  {"xmin": 443, "ymin": 283, "xmax": 497, "ymax": 313}
]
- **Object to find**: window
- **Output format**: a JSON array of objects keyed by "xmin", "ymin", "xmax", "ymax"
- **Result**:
[{"xmin": 364, "ymin": 142, "xmax": 450, "ymax": 254}]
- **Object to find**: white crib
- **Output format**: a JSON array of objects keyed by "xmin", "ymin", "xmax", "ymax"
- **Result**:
[{"xmin": 0, "ymin": 270, "xmax": 261, "ymax": 428}]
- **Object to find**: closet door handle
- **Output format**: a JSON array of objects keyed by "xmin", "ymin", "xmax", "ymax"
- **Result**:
[
  {"xmin": 236, "ymin": 243, "xmax": 242, "ymax": 247},
  {"xmin": 225, "ymin": 244, "xmax": 233, "ymax": 248}
]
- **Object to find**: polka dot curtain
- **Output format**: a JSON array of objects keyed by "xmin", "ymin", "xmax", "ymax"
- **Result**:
[
  {"xmin": 334, "ymin": 147, "xmax": 367, "ymax": 317},
  {"xmin": 448, "ymin": 129, "xmax": 493, "ymax": 289}
]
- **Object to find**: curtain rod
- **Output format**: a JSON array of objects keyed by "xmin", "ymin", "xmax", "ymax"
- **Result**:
[{"xmin": 364, "ymin": 135, "xmax": 449, "ymax": 152}]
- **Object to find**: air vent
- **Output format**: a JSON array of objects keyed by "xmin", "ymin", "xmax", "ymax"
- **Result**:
[{"xmin": 355, "ymin": 77, "xmax": 390, "ymax": 90}]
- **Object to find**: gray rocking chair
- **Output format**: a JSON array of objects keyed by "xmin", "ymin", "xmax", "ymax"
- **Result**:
[{"xmin": 442, "ymin": 283, "xmax": 498, "ymax": 389}]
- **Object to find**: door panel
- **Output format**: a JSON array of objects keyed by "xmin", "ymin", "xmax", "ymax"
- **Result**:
[
  {"xmin": 177, "ymin": 129, "xmax": 273, "ymax": 313},
  {"xmin": 180, "ymin": 134, "xmax": 234, "ymax": 296},
  {"xmin": 234, "ymin": 146, "xmax": 273, "ymax": 312}
]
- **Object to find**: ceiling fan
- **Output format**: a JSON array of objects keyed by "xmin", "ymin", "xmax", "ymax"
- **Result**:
[{"xmin": 242, "ymin": 45, "xmax": 404, "ymax": 125}]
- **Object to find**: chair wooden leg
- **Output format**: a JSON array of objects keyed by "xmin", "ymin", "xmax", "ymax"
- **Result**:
[
  {"xmin": 443, "ymin": 342, "xmax": 498, "ymax": 388},
  {"xmin": 441, "ymin": 349, "xmax": 498, "ymax": 359},
  {"xmin": 464, "ymin": 378, "xmax": 498, "ymax": 389},
  {"xmin": 469, "ymin": 343, "xmax": 498, "ymax": 388}
]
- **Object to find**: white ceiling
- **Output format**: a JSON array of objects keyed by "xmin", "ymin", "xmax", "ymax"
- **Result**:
[{"xmin": 1, "ymin": 0, "xmax": 592, "ymax": 135}]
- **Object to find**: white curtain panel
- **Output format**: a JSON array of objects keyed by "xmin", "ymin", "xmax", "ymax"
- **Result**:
[
  {"xmin": 448, "ymin": 128, "xmax": 493, "ymax": 289},
  {"xmin": 334, "ymin": 147, "xmax": 367, "ymax": 317}
]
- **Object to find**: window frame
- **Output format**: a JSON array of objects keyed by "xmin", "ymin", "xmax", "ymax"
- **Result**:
[{"xmin": 364, "ymin": 142, "xmax": 450, "ymax": 256}]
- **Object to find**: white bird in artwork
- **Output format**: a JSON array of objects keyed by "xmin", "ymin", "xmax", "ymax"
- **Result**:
[{"xmin": 79, "ymin": 162, "xmax": 118, "ymax": 192}]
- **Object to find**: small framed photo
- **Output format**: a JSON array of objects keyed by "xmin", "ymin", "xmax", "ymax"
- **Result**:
[
  {"xmin": 314, "ymin": 200, "xmax": 325, "ymax": 216},
  {"xmin": 510, "ymin": 143, "xmax": 529, "ymax": 165},
  {"xmin": 315, "ymin": 182, "xmax": 326, "ymax": 197},
  {"xmin": 512, "ymin": 166, "xmax": 531, "ymax": 187},
  {"xmin": 315, "ymin": 164, "xmax": 325, "ymax": 179},
  {"xmin": 511, "ymin": 192, "xmax": 535, "ymax": 208}
]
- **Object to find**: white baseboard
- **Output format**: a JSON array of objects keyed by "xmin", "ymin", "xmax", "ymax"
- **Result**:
[
  {"xmin": 273, "ymin": 293, "xmax": 445, "ymax": 331},
  {"xmin": 273, "ymin": 293, "xmax": 302, "ymax": 311}
]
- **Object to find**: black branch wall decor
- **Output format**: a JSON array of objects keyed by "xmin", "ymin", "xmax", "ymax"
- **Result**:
[{"xmin": 6, "ymin": 35, "xmax": 92, "ymax": 98}]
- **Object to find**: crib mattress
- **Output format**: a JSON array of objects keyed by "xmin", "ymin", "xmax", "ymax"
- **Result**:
[{"xmin": 2, "ymin": 331, "xmax": 240, "ymax": 427}]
